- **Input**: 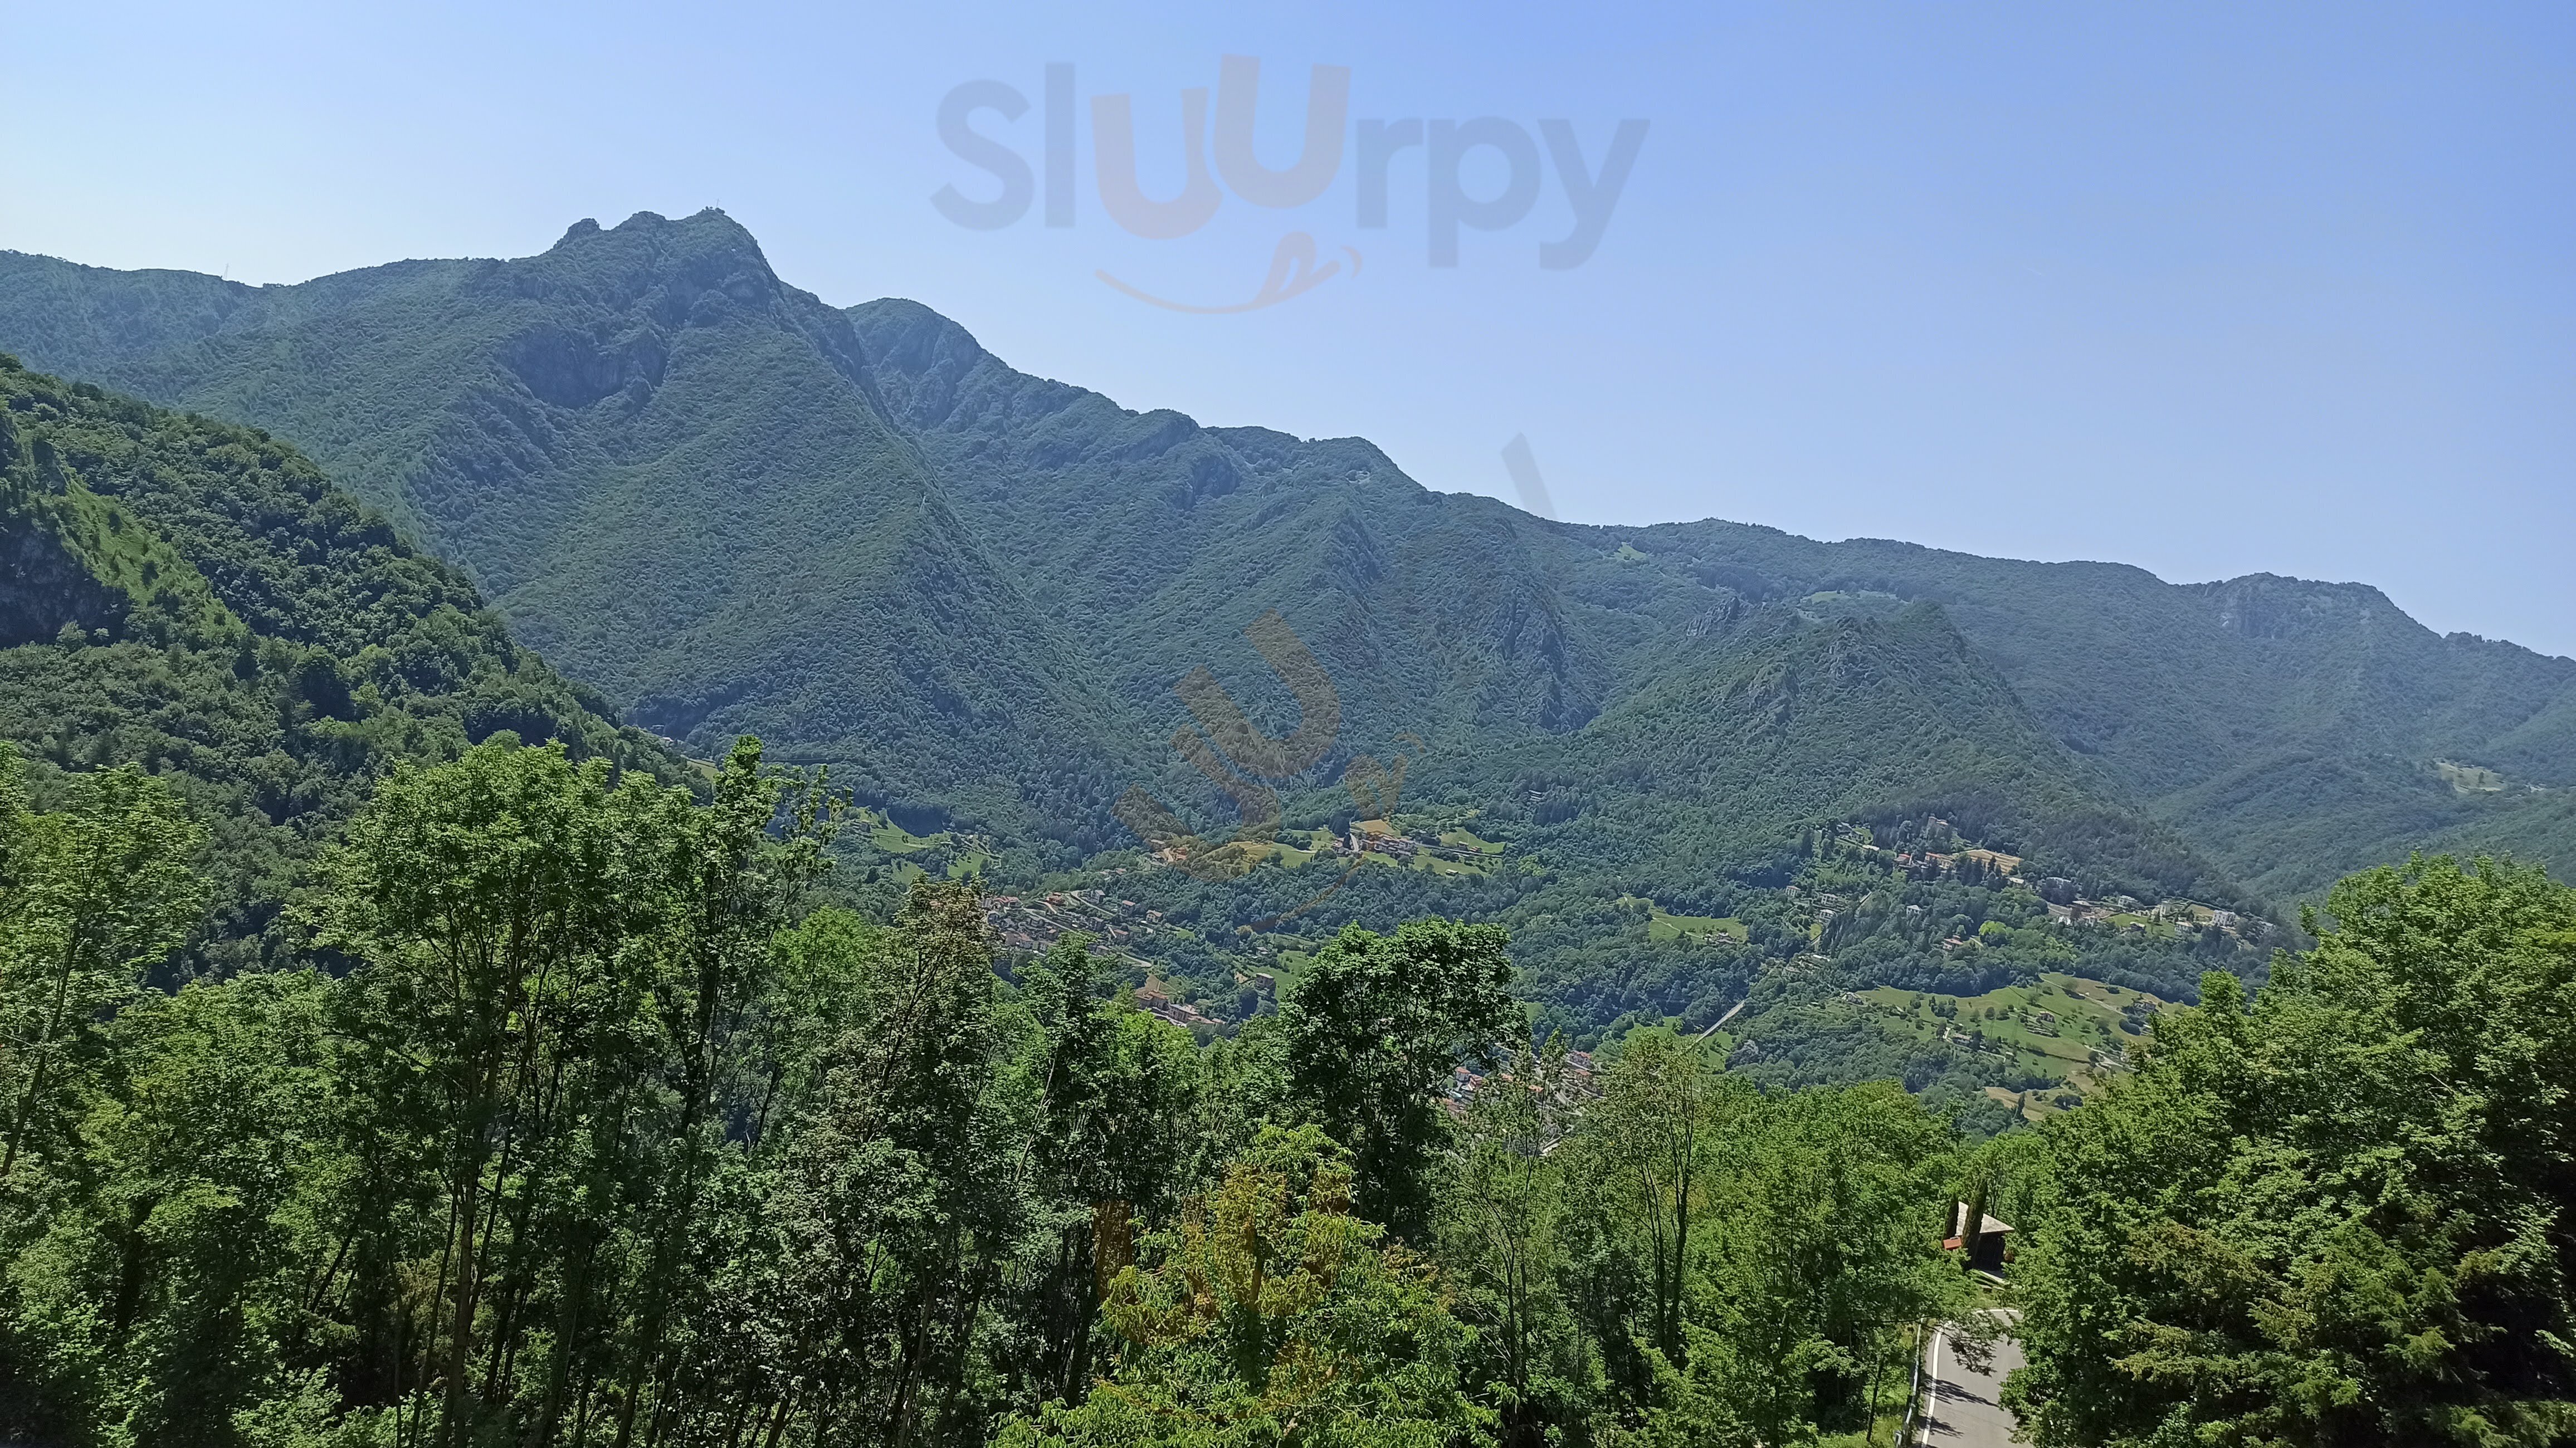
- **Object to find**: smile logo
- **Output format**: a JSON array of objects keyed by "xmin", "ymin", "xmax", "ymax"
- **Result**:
[{"xmin": 934, "ymin": 58, "xmax": 1648, "ymax": 312}]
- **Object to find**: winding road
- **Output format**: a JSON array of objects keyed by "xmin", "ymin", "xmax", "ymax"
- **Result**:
[{"xmin": 1915, "ymin": 1312, "xmax": 2024, "ymax": 1447}]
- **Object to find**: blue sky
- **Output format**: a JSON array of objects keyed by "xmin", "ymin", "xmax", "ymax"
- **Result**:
[{"xmin": 8, "ymin": 1, "xmax": 2571, "ymax": 655}]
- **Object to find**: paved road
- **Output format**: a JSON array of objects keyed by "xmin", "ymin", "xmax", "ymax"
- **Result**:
[{"xmin": 1916, "ymin": 1314, "xmax": 2024, "ymax": 1447}]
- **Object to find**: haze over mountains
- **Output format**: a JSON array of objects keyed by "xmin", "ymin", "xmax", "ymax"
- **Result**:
[{"xmin": 3, "ymin": 207, "xmax": 2570, "ymax": 904}]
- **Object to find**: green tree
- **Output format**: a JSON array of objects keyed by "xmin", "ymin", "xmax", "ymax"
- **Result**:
[
  {"xmin": 1438, "ymin": 1038, "xmax": 1588, "ymax": 1448},
  {"xmin": 1702, "ymin": 1083, "xmax": 1964, "ymax": 1444},
  {"xmin": 0, "ymin": 761, "xmax": 208, "ymax": 1211},
  {"xmin": 1000, "ymin": 1124, "xmax": 1492, "ymax": 1448},
  {"xmin": 1001, "ymin": 938, "xmax": 1204, "ymax": 1408},
  {"xmin": 1588, "ymin": 1031, "xmax": 1735, "ymax": 1373},
  {"xmin": 1558, "ymin": 1035, "xmax": 1968, "ymax": 1446},
  {"xmin": 2007, "ymin": 856, "xmax": 2576, "ymax": 1446},
  {"xmin": 1282, "ymin": 921, "xmax": 1518, "ymax": 1240},
  {"xmin": 604, "ymin": 738, "xmax": 833, "ymax": 1448},
  {"xmin": 5, "ymin": 971, "xmax": 335, "ymax": 1448},
  {"xmin": 692, "ymin": 880, "xmax": 1009, "ymax": 1444},
  {"xmin": 310, "ymin": 738, "xmax": 687, "ymax": 1448}
]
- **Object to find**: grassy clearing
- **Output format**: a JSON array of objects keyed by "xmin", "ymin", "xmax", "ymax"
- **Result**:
[
  {"xmin": 1412, "ymin": 852, "xmax": 1489, "ymax": 877},
  {"xmin": 1855, "ymin": 972, "xmax": 2173, "ymax": 1095},
  {"xmin": 2437, "ymin": 759, "xmax": 2507, "ymax": 794},
  {"xmin": 861, "ymin": 809, "xmax": 949, "ymax": 854},
  {"xmin": 1646, "ymin": 904, "xmax": 1749, "ymax": 943}
]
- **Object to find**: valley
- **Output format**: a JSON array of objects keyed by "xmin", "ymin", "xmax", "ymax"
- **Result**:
[
  {"xmin": 1, "ymin": 212, "xmax": 2569, "ymax": 924},
  {"xmin": 1, "ymin": 213, "xmax": 2569, "ymax": 1448},
  {"xmin": 10, "ymin": 9, "xmax": 2573, "ymax": 1443},
  {"xmin": 9, "ymin": 214, "xmax": 2567, "ymax": 1133}
]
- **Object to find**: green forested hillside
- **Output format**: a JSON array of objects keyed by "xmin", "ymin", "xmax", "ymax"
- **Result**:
[
  {"xmin": 3, "ymin": 216, "xmax": 2568, "ymax": 1448},
  {"xmin": 4, "ymin": 733, "xmax": 2568, "ymax": 1448},
  {"xmin": 0, "ymin": 350, "xmax": 2259, "ymax": 1092},
  {"xmin": 0, "ymin": 212, "xmax": 2568, "ymax": 914},
  {"xmin": 835, "ymin": 288, "xmax": 2576, "ymax": 896},
  {"xmin": 1464, "ymin": 603, "xmax": 2247, "ymax": 910},
  {"xmin": 1603, "ymin": 530, "xmax": 2576, "ymax": 897},
  {"xmin": 0, "ymin": 223, "xmax": 1154, "ymax": 851},
  {"xmin": 0, "ymin": 356, "xmax": 687, "ymax": 972}
]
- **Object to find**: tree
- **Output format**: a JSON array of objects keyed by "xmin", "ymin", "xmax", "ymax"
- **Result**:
[
  {"xmin": 1580, "ymin": 1031, "xmax": 1736, "ymax": 1372},
  {"xmin": 1438, "ymin": 1038, "xmax": 1588, "ymax": 1448},
  {"xmin": 1702, "ymin": 1083, "xmax": 1964, "ymax": 1444},
  {"xmin": 1001, "ymin": 938, "xmax": 1204, "ymax": 1408},
  {"xmin": 2006, "ymin": 856, "xmax": 2576, "ymax": 1447},
  {"xmin": 603, "ymin": 738, "xmax": 833, "ymax": 1448},
  {"xmin": 309, "ymin": 738, "xmax": 691, "ymax": 1448},
  {"xmin": 695, "ymin": 880, "xmax": 1009, "ymax": 1444},
  {"xmin": 4, "ymin": 971, "xmax": 336, "ymax": 1448},
  {"xmin": 303, "ymin": 736, "xmax": 838, "ymax": 1448},
  {"xmin": 1555, "ymin": 1035, "xmax": 1969, "ymax": 1446},
  {"xmin": 1282, "ymin": 921, "xmax": 1518, "ymax": 1240},
  {"xmin": 0, "ymin": 761, "xmax": 208, "ymax": 1210},
  {"xmin": 999, "ymin": 1124, "xmax": 1492, "ymax": 1448}
]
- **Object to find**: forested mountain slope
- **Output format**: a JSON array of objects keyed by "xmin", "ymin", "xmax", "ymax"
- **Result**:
[
  {"xmin": 0, "ymin": 220, "xmax": 1154, "ymax": 848},
  {"xmin": 842, "ymin": 293, "xmax": 2576, "ymax": 896},
  {"xmin": 1595, "ymin": 526, "xmax": 2576, "ymax": 896},
  {"xmin": 1, "ymin": 211, "xmax": 2568, "ymax": 902},
  {"xmin": 0, "ymin": 355, "xmax": 689, "ymax": 972}
]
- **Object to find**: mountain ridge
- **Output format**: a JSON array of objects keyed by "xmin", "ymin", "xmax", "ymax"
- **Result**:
[{"xmin": 0, "ymin": 209, "xmax": 2568, "ymax": 902}]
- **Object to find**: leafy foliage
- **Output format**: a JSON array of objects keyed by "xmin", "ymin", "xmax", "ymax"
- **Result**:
[
  {"xmin": 2006, "ymin": 857, "xmax": 2576, "ymax": 1445},
  {"xmin": 1282, "ymin": 922, "xmax": 1517, "ymax": 1238},
  {"xmin": 0, "ymin": 736, "xmax": 2011, "ymax": 1448},
  {"xmin": 1006, "ymin": 1125, "xmax": 1487, "ymax": 1448},
  {"xmin": 0, "ymin": 355, "xmax": 689, "ymax": 973},
  {"xmin": 17, "ymin": 719, "xmax": 2568, "ymax": 1446}
]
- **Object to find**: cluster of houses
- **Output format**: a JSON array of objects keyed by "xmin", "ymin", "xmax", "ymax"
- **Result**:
[
  {"xmin": 2039, "ymin": 884, "xmax": 2268, "ymax": 941},
  {"xmin": 977, "ymin": 889, "xmax": 1279, "ymax": 1033},
  {"xmin": 1131, "ymin": 977, "xmax": 1231, "ymax": 1031},
  {"xmin": 982, "ymin": 886, "xmax": 1169, "ymax": 959},
  {"xmin": 1338, "ymin": 820, "xmax": 1503, "ymax": 868},
  {"xmin": 1344, "ymin": 822, "xmax": 1423, "ymax": 860},
  {"xmin": 1891, "ymin": 845, "xmax": 2025, "ymax": 882},
  {"xmin": 1440, "ymin": 1049, "xmax": 1603, "ymax": 1120}
]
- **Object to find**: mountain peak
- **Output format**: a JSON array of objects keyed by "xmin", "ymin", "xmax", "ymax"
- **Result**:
[
  {"xmin": 847, "ymin": 297, "xmax": 989, "ymax": 375},
  {"xmin": 507, "ymin": 207, "xmax": 786, "ymax": 322},
  {"xmin": 529, "ymin": 207, "xmax": 769, "ymax": 267},
  {"xmin": 2194, "ymin": 573, "xmax": 2407, "ymax": 644}
]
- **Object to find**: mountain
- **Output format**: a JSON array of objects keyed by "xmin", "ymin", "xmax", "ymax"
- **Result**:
[
  {"xmin": 0, "ymin": 210, "xmax": 2568, "ymax": 918},
  {"xmin": 1592, "ymin": 531, "xmax": 2576, "ymax": 898},
  {"xmin": 0, "ymin": 355, "xmax": 690, "ymax": 974},
  {"xmin": 842, "ymin": 286, "xmax": 2576, "ymax": 898},
  {"xmin": 0, "ymin": 219, "xmax": 1160, "ymax": 849}
]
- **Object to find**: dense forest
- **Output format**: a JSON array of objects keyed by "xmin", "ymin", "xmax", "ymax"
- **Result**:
[
  {"xmin": 3, "ymin": 737, "xmax": 2572, "ymax": 1447},
  {"xmin": 0, "ymin": 356, "xmax": 690, "ymax": 977},
  {"xmin": 4, "ymin": 233, "xmax": 2575, "ymax": 1445},
  {"xmin": 0, "ymin": 350, "xmax": 2267, "ymax": 1079}
]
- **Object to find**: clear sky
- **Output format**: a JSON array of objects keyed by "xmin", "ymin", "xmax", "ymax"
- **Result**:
[{"xmin": 7, "ymin": 2, "xmax": 2570, "ymax": 656}]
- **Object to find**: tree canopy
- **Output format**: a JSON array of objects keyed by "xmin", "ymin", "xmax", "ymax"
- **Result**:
[{"xmin": 2007, "ymin": 857, "xmax": 2576, "ymax": 1446}]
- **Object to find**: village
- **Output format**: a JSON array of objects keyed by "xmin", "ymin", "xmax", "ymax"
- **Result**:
[{"xmin": 1826, "ymin": 819, "xmax": 2274, "ymax": 946}]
